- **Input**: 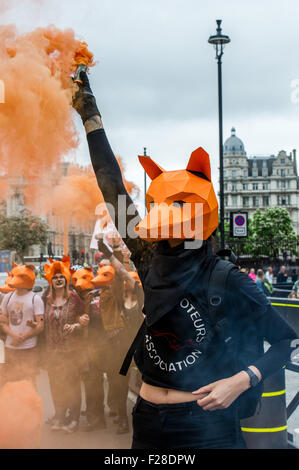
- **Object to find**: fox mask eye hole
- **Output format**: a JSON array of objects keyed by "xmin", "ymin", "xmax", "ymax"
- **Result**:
[{"xmin": 173, "ymin": 200, "xmax": 186, "ymax": 208}]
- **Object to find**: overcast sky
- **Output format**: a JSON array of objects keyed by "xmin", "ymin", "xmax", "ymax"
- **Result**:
[{"xmin": 2, "ymin": 0, "xmax": 299, "ymax": 208}]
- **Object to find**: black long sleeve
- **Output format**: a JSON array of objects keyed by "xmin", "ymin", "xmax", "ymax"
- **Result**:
[
  {"xmin": 227, "ymin": 268, "xmax": 298, "ymax": 380},
  {"xmin": 87, "ymin": 128, "xmax": 143, "ymax": 256}
]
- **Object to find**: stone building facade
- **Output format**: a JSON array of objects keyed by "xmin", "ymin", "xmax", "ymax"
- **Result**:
[{"xmin": 223, "ymin": 128, "xmax": 299, "ymax": 235}]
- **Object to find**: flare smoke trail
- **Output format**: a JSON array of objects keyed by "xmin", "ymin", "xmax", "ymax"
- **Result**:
[
  {"xmin": 0, "ymin": 24, "xmax": 94, "ymax": 198},
  {"xmin": 29, "ymin": 158, "xmax": 140, "ymax": 228}
]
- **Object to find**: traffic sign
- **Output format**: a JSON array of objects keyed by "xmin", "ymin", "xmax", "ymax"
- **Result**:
[{"xmin": 230, "ymin": 212, "xmax": 248, "ymax": 237}]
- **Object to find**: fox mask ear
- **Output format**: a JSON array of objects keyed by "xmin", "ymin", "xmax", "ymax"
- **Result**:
[
  {"xmin": 138, "ymin": 155, "xmax": 165, "ymax": 180},
  {"xmin": 187, "ymin": 147, "xmax": 211, "ymax": 181},
  {"xmin": 25, "ymin": 265, "xmax": 36, "ymax": 272}
]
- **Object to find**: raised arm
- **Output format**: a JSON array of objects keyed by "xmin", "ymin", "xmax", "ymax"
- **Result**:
[{"xmin": 72, "ymin": 72, "xmax": 143, "ymax": 258}]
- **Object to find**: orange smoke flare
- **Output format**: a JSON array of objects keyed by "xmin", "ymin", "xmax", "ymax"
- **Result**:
[
  {"xmin": 0, "ymin": 381, "xmax": 43, "ymax": 449},
  {"xmin": 0, "ymin": 25, "xmax": 95, "ymax": 199}
]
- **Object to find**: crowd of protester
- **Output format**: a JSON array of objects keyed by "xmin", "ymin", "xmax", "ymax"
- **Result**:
[
  {"xmin": 0, "ymin": 238, "xmax": 144, "ymax": 436},
  {"xmin": 240, "ymin": 265, "xmax": 299, "ymax": 298}
]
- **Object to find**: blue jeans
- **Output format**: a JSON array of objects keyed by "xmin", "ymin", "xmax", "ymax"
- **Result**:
[{"xmin": 132, "ymin": 396, "xmax": 247, "ymax": 449}]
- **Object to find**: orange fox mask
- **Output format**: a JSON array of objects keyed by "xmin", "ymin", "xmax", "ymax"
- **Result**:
[
  {"xmin": 43, "ymin": 256, "xmax": 71, "ymax": 285},
  {"xmin": 7, "ymin": 264, "xmax": 35, "ymax": 290},
  {"xmin": 72, "ymin": 268, "xmax": 94, "ymax": 291},
  {"xmin": 0, "ymin": 272, "xmax": 15, "ymax": 294},
  {"xmin": 135, "ymin": 147, "xmax": 218, "ymax": 242},
  {"xmin": 91, "ymin": 266, "xmax": 115, "ymax": 288}
]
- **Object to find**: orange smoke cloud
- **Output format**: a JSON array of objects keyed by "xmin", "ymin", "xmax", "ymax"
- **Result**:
[
  {"xmin": 0, "ymin": 25, "xmax": 94, "ymax": 193},
  {"xmin": 31, "ymin": 157, "xmax": 140, "ymax": 228},
  {"xmin": 0, "ymin": 380, "xmax": 43, "ymax": 449}
]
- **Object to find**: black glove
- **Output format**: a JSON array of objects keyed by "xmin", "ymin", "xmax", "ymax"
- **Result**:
[{"xmin": 72, "ymin": 71, "xmax": 101, "ymax": 123}]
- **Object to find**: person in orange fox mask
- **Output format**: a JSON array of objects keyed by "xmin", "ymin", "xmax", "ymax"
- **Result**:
[
  {"xmin": 71, "ymin": 266, "xmax": 108, "ymax": 431},
  {"xmin": 0, "ymin": 263, "xmax": 44, "ymax": 387},
  {"xmin": 73, "ymin": 72, "xmax": 298, "ymax": 450},
  {"xmin": 42, "ymin": 257, "xmax": 86, "ymax": 434},
  {"xmin": 91, "ymin": 240, "xmax": 135, "ymax": 435}
]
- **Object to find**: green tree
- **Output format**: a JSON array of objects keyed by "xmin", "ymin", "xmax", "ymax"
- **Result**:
[
  {"xmin": 242, "ymin": 208, "xmax": 298, "ymax": 259},
  {"xmin": 0, "ymin": 214, "xmax": 49, "ymax": 263}
]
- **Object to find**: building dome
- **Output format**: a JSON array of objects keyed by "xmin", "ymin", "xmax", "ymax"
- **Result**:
[{"xmin": 224, "ymin": 127, "xmax": 246, "ymax": 154}]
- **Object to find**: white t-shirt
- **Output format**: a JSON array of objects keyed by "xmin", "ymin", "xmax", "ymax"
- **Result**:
[
  {"xmin": 1, "ymin": 291, "xmax": 44, "ymax": 350},
  {"xmin": 265, "ymin": 271, "xmax": 273, "ymax": 284}
]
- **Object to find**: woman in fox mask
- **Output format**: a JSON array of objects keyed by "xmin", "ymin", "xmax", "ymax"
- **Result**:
[
  {"xmin": 42, "ymin": 257, "xmax": 86, "ymax": 434},
  {"xmin": 72, "ymin": 73, "xmax": 298, "ymax": 449}
]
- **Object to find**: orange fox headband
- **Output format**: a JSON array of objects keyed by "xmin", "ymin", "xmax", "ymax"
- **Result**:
[
  {"xmin": 91, "ymin": 266, "xmax": 115, "ymax": 288},
  {"xmin": 72, "ymin": 268, "xmax": 94, "ymax": 291},
  {"xmin": 7, "ymin": 263, "xmax": 35, "ymax": 290},
  {"xmin": 135, "ymin": 147, "xmax": 219, "ymax": 242},
  {"xmin": 44, "ymin": 256, "xmax": 71, "ymax": 285}
]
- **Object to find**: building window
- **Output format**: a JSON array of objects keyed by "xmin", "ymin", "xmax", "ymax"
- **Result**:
[
  {"xmin": 281, "ymin": 181, "xmax": 286, "ymax": 189},
  {"xmin": 263, "ymin": 196, "xmax": 269, "ymax": 207},
  {"xmin": 281, "ymin": 169, "xmax": 286, "ymax": 177},
  {"xmin": 224, "ymin": 170, "xmax": 227, "ymax": 178},
  {"xmin": 263, "ymin": 183, "xmax": 269, "ymax": 190},
  {"xmin": 281, "ymin": 158, "xmax": 285, "ymax": 164},
  {"xmin": 224, "ymin": 196, "xmax": 228, "ymax": 207},
  {"xmin": 253, "ymin": 196, "xmax": 259, "ymax": 207},
  {"xmin": 232, "ymin": 183, "xmax": 237, "ymax": 192},
  {"xmin": 262, "ymin": 168, "xmax": 268, "ymax": 177},
  {"xmin": 232, "ymin": 170, "xmax": 237, "ymax": 178},
  {"xmin": 278, "ymin": 195, "xmax": 288, "ymax": 206},
  {"xmin": 276, "ymin": 181, "xmax": 280, "ymax": 189},
  {"xmin": 252, "ymin": 169, "xmax": 258, "ymax": 177},
  {"xmin": 252, "ymin": 183, "xmax": 258, "ymax": 190},
  {"xmin": 243, "ymin": 183, "xmax": 248, "ymax": 190},
  {"xmin": 243, "ymin": 169, "xmax": 248, "ymax": 177},
  {"xmin": 243, "ymin": 196, "xmax": 249, "ymax": 207},
  {"xmin": 232, "ymin": 196, "xmax": 237, "ymax": 207}
]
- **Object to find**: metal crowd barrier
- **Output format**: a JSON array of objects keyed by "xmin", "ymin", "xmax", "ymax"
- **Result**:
[
  {"xmin": 241, "ymin": 363, "xmax": 299, "ymax": 449},
  {"xmin": 241, "ymin": 297, "xmax": 299, "ymax": 449},
  {"xmin": 269, "ymin": 297, "xmax": 299, "ymax": 335}
]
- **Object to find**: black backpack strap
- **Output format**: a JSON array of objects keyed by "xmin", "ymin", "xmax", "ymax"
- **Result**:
[
  {"xmin": 208, "ymin": 259, "xmax": 237, "ymax": 349},
  {"xmin": 119, "ymin": 318, "xmax": 146, "ymax": 376}
]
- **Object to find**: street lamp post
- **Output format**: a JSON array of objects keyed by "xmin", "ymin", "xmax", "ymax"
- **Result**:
[{"xmin": 208, "ymin": 20, "xmax": 230, "ymax": 250}]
